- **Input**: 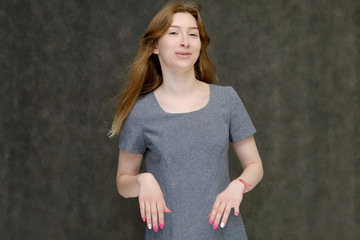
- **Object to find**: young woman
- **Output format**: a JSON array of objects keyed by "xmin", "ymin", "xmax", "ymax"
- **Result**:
[{"xmin": 110, "ymin": 1, "xmax": 263, "ymax": 239}]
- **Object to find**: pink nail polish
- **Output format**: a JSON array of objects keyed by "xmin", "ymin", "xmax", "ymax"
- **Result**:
[
  {"xmin": 142, "ymin": 217, "xmax": 146, "ymax": 222},
  {"xmin": 208, "ymin": 213, "xmax": 211, "ymax": 217},
  {"xmin": 213, "ymin": 224, "xmax": 218, "ymax": 230},
  {"xmin": 168, "ymin": 208, "xmax": 172, "ymax": 213},
  {"xmin": 154, "ymin": 226, "xmax": 158, "ymax": 232},
  {"xmin": 160, "ymin": 223, "xmax": 164, "ymax": 229},
  {"xmin": 235, "ymin": 211, "xmax": 239, "ymax": 216},
  {"xmin": 209, "ymin": 219, "xmax": 213, "ymax": 225}
]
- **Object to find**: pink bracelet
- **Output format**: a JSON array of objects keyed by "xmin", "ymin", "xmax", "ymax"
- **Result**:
[{"xmin": 233, "ymin": 179, "xmax": 251, "ymax": 194}]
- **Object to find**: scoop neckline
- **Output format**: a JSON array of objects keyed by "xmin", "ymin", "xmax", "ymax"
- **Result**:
[{"xmin": 151, "ymin": 84, "xmax": 212, "ymax": 115}]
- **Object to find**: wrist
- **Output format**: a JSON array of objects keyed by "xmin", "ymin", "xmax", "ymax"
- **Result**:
[
  {"xmin": 137, "ymin": 172, "xmax": 153, "ymax": 185},
  {"xmin": 232, "ymin": 179, "xmax": 245, "ymax": 193},
  {"xmin": 232, "ymin": 178, "xmax": 251, "ymax": 194}
]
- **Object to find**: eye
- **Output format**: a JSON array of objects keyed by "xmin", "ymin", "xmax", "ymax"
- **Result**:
[
  {"xmin": 189, "ymin": 33, "xmax": 198, "ymax": 37},
  {"xmin": 169, "ymin": 31, "xmax": 178, "ymax": 35}
]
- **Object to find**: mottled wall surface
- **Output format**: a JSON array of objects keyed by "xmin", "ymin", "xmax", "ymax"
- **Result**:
[{"xmin": 1, "ymin": 0, "xmax": 359, "ymax": 239}]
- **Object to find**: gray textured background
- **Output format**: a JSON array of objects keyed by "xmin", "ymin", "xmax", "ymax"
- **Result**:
[{"xmin": 1, "ymin": 0, "xmax": 359, "ymax": 239}]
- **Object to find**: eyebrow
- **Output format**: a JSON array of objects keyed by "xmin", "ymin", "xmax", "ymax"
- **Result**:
[{"xmin": 170, "ymin": 25, "xmax": 199, "ymax": 30}]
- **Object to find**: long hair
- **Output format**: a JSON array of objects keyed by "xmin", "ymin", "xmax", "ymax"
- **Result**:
[{"xmin": 109, "ymin": 1, "xmax": 216, "ymax": 137}]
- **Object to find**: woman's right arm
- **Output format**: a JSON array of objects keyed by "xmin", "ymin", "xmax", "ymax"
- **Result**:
[
  {"xmin": 116, "ymin": 149, "xmax": 144, "ymax": 198},
  {"xmin": 116, "ymin": 149, "xmax": 170, "ymax": 232}
]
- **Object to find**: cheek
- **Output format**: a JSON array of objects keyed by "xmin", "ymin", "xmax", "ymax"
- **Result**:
[
  {"xmin": 194, "ymin": 41, "xmax": 201, "ymax": 56},
  {"xmin": 194, "ymin": 39, "xmax": 201, "ymax": 50},
  {"xmin": 156, "ymin": 37, "xmax": 171, "ymax": 53}
]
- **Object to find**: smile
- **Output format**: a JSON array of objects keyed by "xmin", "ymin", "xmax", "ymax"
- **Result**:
[{"xmin": 176, "ymin": 52, "xmax": 192, "ymax": 58}]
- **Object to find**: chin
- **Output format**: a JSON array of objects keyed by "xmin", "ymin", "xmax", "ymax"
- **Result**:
[
  {"xmin": 176, "ymin": 61, "xmax": 198, "ymax": 70},
  {"xmin": 175, "ymin": 64, "xmax": 195, "ymax": 72}
]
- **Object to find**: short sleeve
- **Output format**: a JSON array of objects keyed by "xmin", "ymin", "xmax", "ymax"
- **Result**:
[
  {"xmin": 118, "ymin": 117, "xmax": 146, "ymax": 154},
  {"xmin": 228, "ymin": 87, "xmax": 256, "ymax": 142}
]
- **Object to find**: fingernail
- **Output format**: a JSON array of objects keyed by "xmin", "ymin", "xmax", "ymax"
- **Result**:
[
  {"xmin": 148, "ymin": 224, "xmax": 152, "ymax": 230},
  {"xmin": 220, "ymin": 222, "xmax": 225, "ymax": 228},
  {"xmin": 160, "ymin": 223, "xmax": 164, "ymax": 229},
  {"xmin": 154, "ymin": 226, "xmax": 158, "ymax": 232},
  {"xmin": 142, "ymin": 217, "xmax": 146, "ymax": 222},
  {"xmin": 208, "ymin": 213, "xmax": 211, "ymax": 217},
  {"xmin": 209, "ymin": 219, "xmax": 213, "ymax": 225},
  {"xmin": 235, "ymin": 211, "xmax": 239, "ymax": 216},
  {"xmin": 213, "ymin": 224, "xmax": 218, "ymax": 230},
  {"xmin": 168, "ymin": 208, "xmax": 172, "ymax": 213}
]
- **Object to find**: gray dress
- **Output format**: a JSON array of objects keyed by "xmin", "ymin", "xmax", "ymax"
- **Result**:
[{"xmin": 119, "ymin": 84, "xmax": 256, "ymax": 240}]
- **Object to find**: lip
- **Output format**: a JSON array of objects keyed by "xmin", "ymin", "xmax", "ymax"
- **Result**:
[{"xmin": 176, "ymin": 51, "xmax": 192, "ymax": 58}]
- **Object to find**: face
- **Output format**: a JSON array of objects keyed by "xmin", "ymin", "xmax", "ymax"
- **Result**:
[{"xmin": 153, "ymin": 12, "xmax": 201, "ymax": 72}]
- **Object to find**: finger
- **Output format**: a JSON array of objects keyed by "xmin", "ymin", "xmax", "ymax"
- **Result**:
[
  {"xmin": 139, "ymin": 200, "xmax": 146, "ymax": 222},
  {"xmin": 145, "ymin": 201, "xmax": 152, "ymax": 230},
  {"xmin": 157, "ymin": 201, "xmax": 164, "ymax": 230},
  {"xmin": 234, "ymin": 200, "xmax": 240, "ymax": 216},
  {"xmin": 151, "ymin": 202, "xmax": 158, "ymax": 232},
  {"xmin": 163, "ymin": 200, "xmax": 171, "ymax": 213},
  {"xmin": 209, "ymin": 197, "xmax": 221, "ymax": 225},
  {"xmin": 213, "ymin": 200, "xmax": 227, "ymax": 230},
  {"xmin": 220, "ymin": 203, "xmax": 233, "ymax": 228}
]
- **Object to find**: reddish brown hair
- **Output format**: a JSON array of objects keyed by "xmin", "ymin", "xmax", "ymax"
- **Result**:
[{"xmin": 109, "ymin": 1, "xmax": 216, "ymax": 137}]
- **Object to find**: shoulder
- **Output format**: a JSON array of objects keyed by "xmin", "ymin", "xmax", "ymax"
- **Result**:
[
  {"xmin": 125, "ymin": 92, "xmax": 155, "ymax": 124},
  {"xmin": 210, "ymin": 83, "xmax": 235, "ymax": 91},
  {"xmin": 209, "ymin": 84, "xmax": 237, "ymax": 99}
]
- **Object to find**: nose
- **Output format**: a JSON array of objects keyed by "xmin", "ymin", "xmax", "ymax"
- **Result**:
[{"xmin": 180, "ymin": 35, "xmax": 189, "ymax": 48}]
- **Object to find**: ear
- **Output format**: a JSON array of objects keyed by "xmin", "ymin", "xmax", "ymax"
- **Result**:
[{"xmin": 153, "ymin": 45, "xmax": 159, "ymax": 55}]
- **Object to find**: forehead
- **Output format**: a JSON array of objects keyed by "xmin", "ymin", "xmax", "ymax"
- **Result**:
[{"xmin": 171, "ymin": 12, "xmax": 198, "ymax": 28}]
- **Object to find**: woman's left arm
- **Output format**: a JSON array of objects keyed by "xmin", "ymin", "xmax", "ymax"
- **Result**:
[
  {"xmin": 209, "ymin": 135, "xmax": 263, "ymax": 229},
  {"xmin": 232, "ymin": 135, "xmax": 263, "ymax": 192}
]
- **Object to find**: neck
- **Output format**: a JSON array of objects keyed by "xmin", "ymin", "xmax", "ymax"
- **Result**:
[{"xmin": 159, "ymin": 68, "xmax": 199, "ymax": 96}]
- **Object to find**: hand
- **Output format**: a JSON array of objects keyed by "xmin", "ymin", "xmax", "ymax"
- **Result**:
[
  {"xmin": 208, "ymin": 180, "xmax": 245, "ymax": 229},
  {"xmin": 138, "ymin": 173, "xmax": 171, "ymax": 232}
]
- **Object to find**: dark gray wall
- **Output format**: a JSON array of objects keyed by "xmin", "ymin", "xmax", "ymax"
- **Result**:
[{"xmin": 1, "ymin": 0, "xmax": 359, "ymax": 239}]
